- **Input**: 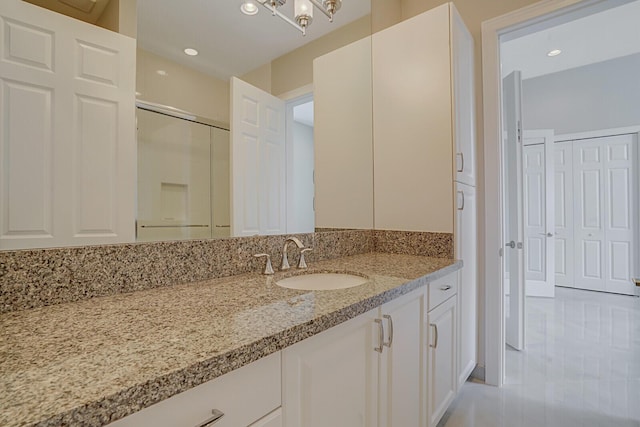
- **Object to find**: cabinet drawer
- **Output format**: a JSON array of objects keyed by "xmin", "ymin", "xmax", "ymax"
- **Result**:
[
  {"xmin": 108, "ymin": 352, "xmax": 281, "ymax": 427},
  {"xmin": 428, "ymin": 272, "xmax": 458, "ymax": 311}
]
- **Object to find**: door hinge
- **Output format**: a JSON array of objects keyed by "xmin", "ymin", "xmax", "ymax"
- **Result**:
[{"xmin": 517, "ymin": 120, "xmax": 522, "ymax": 143}]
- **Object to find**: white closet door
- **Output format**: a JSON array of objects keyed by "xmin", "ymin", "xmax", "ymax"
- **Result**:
[
  {"xmin": 523, "ymin": 144, "xmax": 546, "ymax": 283},
  {"xmin": 554, "ymin": 141, "xmax": 574, "ymax": 287},
  {"xmin": 572, "ymin": 134, "xmax": 637, "ymax": 295},
  {"xmin": 573, "ymin": 139, "xmax": 606, "ymax": 291},
  {"xmin": 230, "ymin": 77, "xmax": 286, "ymax": 236},
  {"xmin": 0, "ymin": 0, "xmax": 136, "ymax": 249},
  {"xmin": 602, "ymin": 134, "xmax": 636, "ymax": 295}
]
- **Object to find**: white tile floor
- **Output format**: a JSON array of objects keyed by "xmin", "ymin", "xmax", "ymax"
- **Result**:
[{"xmin": 440, "ymin": 287, "xmax": 640, "ymax": 427}]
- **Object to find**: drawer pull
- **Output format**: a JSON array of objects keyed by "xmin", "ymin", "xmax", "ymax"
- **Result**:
[
  {"xmin": 374, "ymin": 318, "xmax": 384, "ymax": 353},
  {"xmin": 196, "ymin": 409, "xmax": 225, "ymax": 427},
  {"xmin": 383, "ymin": 314, "xmax": 393, "ymax": 348},
  {"xmin": 440, "ymin": 285, "xmax": 452, "ymax": 291}
]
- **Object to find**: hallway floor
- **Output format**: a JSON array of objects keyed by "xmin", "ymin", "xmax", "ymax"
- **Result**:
[{"xmin": 440, "ymin": 287, "xmax": 640, "ymax": 427}]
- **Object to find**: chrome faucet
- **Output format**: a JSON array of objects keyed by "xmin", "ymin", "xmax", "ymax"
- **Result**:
[{"xmin": 281, "ymin": 236, "xmax": 305, "ymax": 270}]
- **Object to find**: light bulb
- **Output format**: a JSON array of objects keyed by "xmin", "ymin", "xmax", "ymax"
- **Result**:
[{"xmin": 241, "ymin": 1, "xmax": 259, "ymax": 15}]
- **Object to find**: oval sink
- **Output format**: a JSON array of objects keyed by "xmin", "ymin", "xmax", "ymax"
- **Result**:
[{"xmin": 276, "ymin": 273, "xmax": 369, "ymax": 291}]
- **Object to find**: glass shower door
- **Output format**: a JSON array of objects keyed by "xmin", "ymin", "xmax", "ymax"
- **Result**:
[{"xmin": 136, "ymin": 108, "xmax": 212, "ymax": 242}]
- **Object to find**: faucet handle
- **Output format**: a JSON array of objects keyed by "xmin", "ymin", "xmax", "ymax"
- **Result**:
[
  {"xmin": 254, "ymin": 253, "xmax": 274, "ymax": 275},
  {"xmin": 298, "ymin": 248, "xmax": 312, "ymax": 269}
]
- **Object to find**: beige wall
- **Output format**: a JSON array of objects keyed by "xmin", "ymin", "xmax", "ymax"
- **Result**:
[
  {"xmin": 271, "ymin": 15, "xmax": 372, "ymax": 96},
  {"xmin": 136, "ymin": 49, "xmax": 230, "ymax": 125},
  {"xmin": 96, "ymin": 0, "xmax": 137, "ymax": 37},
  {"xmin": 96, "ymin": 0, "xmax": 119, "ymax": 32},
  {"xmin": 240, "ymin": 63, "xmax": 272, "ymax": 94}
]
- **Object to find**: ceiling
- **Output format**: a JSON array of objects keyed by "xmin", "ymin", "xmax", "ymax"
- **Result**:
[
  {"xmin": 136, "ymin": 0, "xmax": 370, "ymax": 80},
  {"xmin": 501, "ymin": 0, "xmax": 640, "ymax": 79}
]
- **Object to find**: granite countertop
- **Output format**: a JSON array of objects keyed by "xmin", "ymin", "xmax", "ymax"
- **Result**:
[{"xmin": 0, "ymin": 252, "xmax": 461, "ymax": 427}]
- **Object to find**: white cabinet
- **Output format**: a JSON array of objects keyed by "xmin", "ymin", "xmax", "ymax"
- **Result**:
[
  {"xmin": 455, "ymin": 183, "xmax": 477, "ymax": 386},
  {"xmin": 248, "ymin": 409, "xmax": 282, "ymax": 427},
  {"xmin": 378, "ymin": 288, "xmax": 426, "ymax": 427},
  {"xmin": 372, "ymin": 2, "xmax": 475, "ymax": 232},
  {"xmin": 282, "ymin": 307, "xmax": 379, "ymax": 427},
  {"xmin": 426, "ymin": 287, "xmax": 458, "ymax": 427},
  {"xmin": 313, "ymin": 37, "xmax": 373, "ymax": 230},
  {"xmin": 282, "ymin": 287, "xmax": 426, "ymax": 427},
  {"xmin": 108, "ymin": 352, "xmax": 281, "ymax": 427}
]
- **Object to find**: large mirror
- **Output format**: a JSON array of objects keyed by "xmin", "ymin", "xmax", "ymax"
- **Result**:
[
  {"xmin": 134, "ymin": 0, "xmax": 373, "ymax": 242},
  {"xmin": 0, "ymin": 0, "xmax": 373, "ymax": 250}
]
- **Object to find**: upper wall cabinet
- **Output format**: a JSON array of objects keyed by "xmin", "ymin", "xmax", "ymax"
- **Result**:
[
  {"xmin": 0, "ymin": 0, "xmax": 136, "ymax": 250},
  {"xmin": 314, "ymin": 37, "xmax": 373, "ymax": 230},
  {"xmin": 372, "ymin": 3, "xmax": 475, "ymax": 233}
]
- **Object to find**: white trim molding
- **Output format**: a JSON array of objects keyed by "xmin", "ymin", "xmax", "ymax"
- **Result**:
[
  {"xmin": 480, "ymin": 0, "xmax": 625, "ymax": 387},
  {"xmin": 555, "ymin": 125, "xmax": 640, "ymax": 142}
]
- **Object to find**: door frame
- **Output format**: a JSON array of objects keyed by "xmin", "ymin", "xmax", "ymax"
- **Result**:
[{"xmin": 481, "ymin": 0, "xmax": 635, "ymax": 386}]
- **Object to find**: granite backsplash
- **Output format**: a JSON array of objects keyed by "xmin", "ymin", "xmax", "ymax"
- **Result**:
[{"xmin": 0, "ymin": 230, "xmax": 452, "ymax": 313}]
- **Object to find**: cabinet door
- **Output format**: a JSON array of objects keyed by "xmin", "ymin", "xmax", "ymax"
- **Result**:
[
  {"xmin": 378, "ymin": 288, "xmax": 426, "ymax": 427},
  {"xmin": 282, "ymin": 308, "xmax": 379, "ymax": 427},
  {"xmin": 455, "ymin": 184, "xmax": 476, "ymax": 387},
  {"xmin": 426, "ymin": 296, "xmax": 457, "ymax": 427},
  {"xmin": 451, "ymin": 5, "xmax": 476, "ymax": 186},
  {"xmin": 372, "ymin": 3, "xmax": 454, "ymax": 233},
  {"xmin": 248, "ymin": 408, "xmax": 282, "ymax": 427}
]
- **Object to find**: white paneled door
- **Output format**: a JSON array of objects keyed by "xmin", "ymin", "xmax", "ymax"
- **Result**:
[
  {"xmin": 503, "ymin": 71, "xmax": 525, "ymax": 351},
  {"xmin": 570, "ymin": 134, "xmax": 637, "ymax": 295},
  {"xmin": 522, "ymin": 130, "xmax": 555, "ymax": 298},
  {"xmin": 554, "ymin": 141, "xmax": 575, "ymax": 287},
  {"xmin": 230, "ymin": 77, "xmax": 286, "ymax": 236},
  {"xmin": 0, "ymin": 0, "xmax": 136, "ymax": 249}
]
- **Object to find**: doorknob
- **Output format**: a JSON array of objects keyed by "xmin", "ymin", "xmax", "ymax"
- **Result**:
[
  {"xmin": 538, "ymin": 232, "xmax": 553, "ymax": 237},
  {"xmin": 505, "ymin": 240, "xmax": 516, "ymax": 249}
]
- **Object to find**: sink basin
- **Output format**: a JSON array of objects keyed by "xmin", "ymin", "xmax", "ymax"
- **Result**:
[{"xmin": 276, "ymin": 272, "xmax": 369, "ymax": 291}]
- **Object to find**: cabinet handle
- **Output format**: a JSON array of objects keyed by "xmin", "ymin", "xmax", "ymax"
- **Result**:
[
  {"xmin": 430, "ymin": 324, "xmax": 438, "ymax": 349},
  {"xmin": 457, "ymin": 190, "xmax": 465, "ymax": 211},
  {"xmin": 383, "ymin": 314, "xmax": 393, "ymax": 348},
  {"xmin": 374, "ymin": 318, "xmax": 384, "ymax": 353},
  {"xmin": 440, "ymin": 285, "xmax": 452, "ymax": 291},
  {"xmin": 195, "ymin": 409, "xmax": 224, "ymax": 427},
  {"xmin": 457, "ymin": 152, "xmax": 464, "ymax": 173}
]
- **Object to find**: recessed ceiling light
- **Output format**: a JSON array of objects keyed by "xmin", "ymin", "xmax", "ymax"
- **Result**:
[
  {"xmin": 547, "ymin": 49, "xmax": 562, "ymax": 57},
  {"xmin": 156, "ymin": 70, "xmax": 168, "ymax": 76},
  {"xmin": 241, "ymin": 1, "xmax": 259, "ymax": 15},
  {"xmin": 184, "ymin": 48, "xmax": 198, "ymax": 56}
]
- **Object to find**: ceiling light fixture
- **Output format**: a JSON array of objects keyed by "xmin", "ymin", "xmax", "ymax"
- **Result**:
[
  {"xmin": 240, "ymin": 1, "xmax": 259, "ymax": 15},
  {"xmin": 248, "ymin": 0, "xmax": 342, "ymax": 36},
  {"xmin": 547, "ymin": 49, "xmax": 562, "ymax": 57},
  {"xmin": 184, "ymin": 48, "xmax": 199, "ymax": 56}
]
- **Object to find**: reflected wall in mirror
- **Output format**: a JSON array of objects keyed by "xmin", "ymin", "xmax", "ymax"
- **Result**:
[
  {"xmin": 135, "ymin": 0, "xmax": 374, "ymax": 240},
  {"xmin": 0, "ymin": 0, "xmax": 373, "ymax": 250}
]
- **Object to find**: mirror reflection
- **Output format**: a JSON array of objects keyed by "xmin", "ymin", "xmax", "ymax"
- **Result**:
[
  {"xmin": 135, "ymin": 0, "xmax": 372, "ymax": 242},
  {"xmin": 0, "ymin": 0, "xmax": 372, "ymax": 251}
]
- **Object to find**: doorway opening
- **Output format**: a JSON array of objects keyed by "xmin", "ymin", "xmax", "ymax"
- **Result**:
[
  {"xmin": 285, "ymin": 93, "xmax": 315, "ymax": 234},
  {"xmin": 481, "ymin": 0, "xmax": 640, "ymax": 389},
  {"xmin": 497, "ymin": 0, "xmax": 640, "ymax": 399}
]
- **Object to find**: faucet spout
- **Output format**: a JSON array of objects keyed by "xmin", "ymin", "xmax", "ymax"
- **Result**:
[{"xmin": 281, "ymin": 237, "xmax": 305, "ymax": 270}]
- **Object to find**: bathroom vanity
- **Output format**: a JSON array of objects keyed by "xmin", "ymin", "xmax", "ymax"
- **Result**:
[{"xmin": 0, "ymin": 253, "xmax": 463, "ymax": 427}]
